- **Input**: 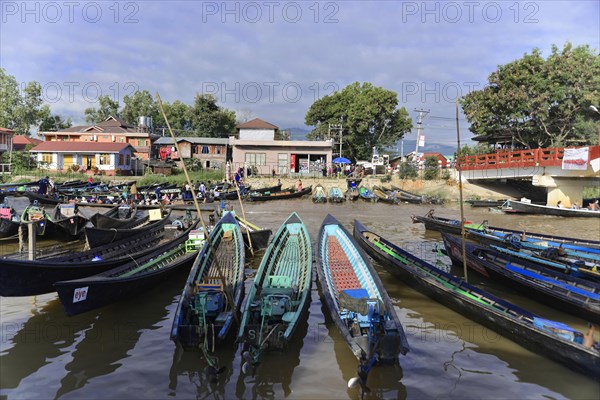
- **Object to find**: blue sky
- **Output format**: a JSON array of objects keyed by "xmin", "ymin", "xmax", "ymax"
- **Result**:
[{"xmin": 1, "ymin": 0, "xmax": 598, "ymax": 145}]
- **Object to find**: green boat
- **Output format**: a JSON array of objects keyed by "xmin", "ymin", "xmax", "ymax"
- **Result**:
[
  {"xmin": 237, "ymin": 212, "xmax": 312, "ymax": 373},
  {"xmin": 170, "ymin": 212, "xmax": 245, "ymax": 370}
]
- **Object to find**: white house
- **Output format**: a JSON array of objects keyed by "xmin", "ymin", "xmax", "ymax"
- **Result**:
[{"xmin": 31, "ymin": 142, "xmax": 135, "ymax": 176}]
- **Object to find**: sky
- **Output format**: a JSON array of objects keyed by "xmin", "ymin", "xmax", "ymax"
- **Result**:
[{"xmin": 1, "ymin": 0, "xmax": 598, "ymax": 146}]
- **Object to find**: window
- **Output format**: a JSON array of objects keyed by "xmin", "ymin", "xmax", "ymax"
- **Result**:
[
  {"xmin": 99, "ymin": 153, "xmax": 110, "ymax": 165},
  {"xmin": 202, "ymin": 145, "xmax": 209, "ymax": 154},
  {"xmin": 245, "ymin": 153, "xmax": 266, "ymax": 166},
  {"xmin": 42, "ymin": 154, "xmax": 52, "ymax": 164},
  {"xmin": 126, "ymin": 154, "xmax": 131, "ymax": 165},
  {"xmin": 137, "ymin": 139, "xmax": 146, "ymax": 146},
  {"xmin": 118, "ymin": 136, "xmax": 125, "ymax": 143},
  {"xmin": 119, "ymin": 154, "xmax": 124, "ymax": 165},
  {"xmin": 216, "ymin": 145, "xmax": 221, "ymax": 154},
  {"xmin": 278, "ymin": 153, "xmax": 288, "ymax": 174}
]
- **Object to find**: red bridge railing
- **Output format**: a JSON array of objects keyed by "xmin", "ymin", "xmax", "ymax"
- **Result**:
[{"xmin": 457, "ymin": 145, "xmax": 600, "ymax": 171}]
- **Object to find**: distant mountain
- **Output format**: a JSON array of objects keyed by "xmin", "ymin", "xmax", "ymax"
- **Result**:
[
  {"xmin": 389, "ymin": 140, "xmax": 458, "ymax": 157},
  {"xmin": 282, "ymin": 127, "xmax": 311, "ymax": 140}
]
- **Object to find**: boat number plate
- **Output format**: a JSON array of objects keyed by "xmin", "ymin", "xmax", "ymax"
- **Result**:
[{"xmin": 73, "ymin": 287, "xmax": 89, "ymax": 303}]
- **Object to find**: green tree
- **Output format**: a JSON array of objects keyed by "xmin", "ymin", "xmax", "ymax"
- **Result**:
[
  {"xmin": 154, "ymin": 100, "xmax": 192, "ymax": 135},
  {"xmin": 461, "ymin": 43, "xmax": 600, "ymax": 148},
  {"xmin": 84, "ymin": 95, "xmax": 120, "ymax": 124},
  {"xmin": 0, "ymin": 68, "xmax": 50, "ymax": 135},
  {"xmin": 305, "ymin": 82, "xmax": 412, "ymax": 161},
  {"xmin": 423, "ymin": 156, "xmax": 440, "ymax": 180},
  {"xmin": 188, "ymin": 94, "xmax": 236, "ymax": 137},
  {"xmin": 39, "ymin": 113, "xmax": 73, "ymax": 131},
  {"xmin": 397, "ymin": 163, "xmax": 417, "ymax": 179},
  {"xmin": 121, "ymin": 90, "xmax": 160, "ymax": 126}
]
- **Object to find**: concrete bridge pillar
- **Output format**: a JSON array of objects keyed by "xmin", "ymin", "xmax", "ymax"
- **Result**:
[{"xmin": 533, "ymin": 175, "xmax": 599, "ymax": 207}]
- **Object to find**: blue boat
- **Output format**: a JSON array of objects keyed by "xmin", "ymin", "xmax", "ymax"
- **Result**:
[{"xmin": 317, "ymin": 214, "xmax": 409, "ymax": 395}]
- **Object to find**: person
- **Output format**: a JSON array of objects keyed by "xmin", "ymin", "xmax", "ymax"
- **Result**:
[
  {"xmin": 556, "ymin": 200, "xmax": 563, "ymax": 208},
  {"xmin": 47, "ymin": 177, "xmax": 55, "ymax": 195},
  {"xmin": 296, "ymin": 179, "xmax": 303, "ymax": 192},
  {"xmin": 199, "ymin": 182, "xmax": 206, "ymax": 197},
  {"xmin": 37, "ymin": 176, "xmax": 49, "ymax": 195},
  {"xmin": 87, "ymin": 176, "xmax": 93, "ymax": 186},
  {"xmin": 122, "ymin": 185, "xmax": 129, "ymax": 202},
  {"xmin": 130, "ymin": 182, "xmax": 138, "ymax": 201},
  {"xmin": 589, "ymin": 200, "xmax": 600, "ymax": 211},
  {"xmin": 571, "ymin": 202, "xmax": 580, "ymax": 209},
  {"xmin": 277, "ymin": 178, "xmax": 282, "ymax": 187},
  {"xmin": 583, "ymin": 324, "xmax": 596, "ymax": 348},
  {"xmin": 272, "ymin": 168, "xmax": 276, "ymax": 178},
  {"xmin": 235, "ymin": 171, "xmax": 241, "ymax": 185},
  {"xmin": 155, "ymin": 185, "xmax": 161, "ymax": 200}
]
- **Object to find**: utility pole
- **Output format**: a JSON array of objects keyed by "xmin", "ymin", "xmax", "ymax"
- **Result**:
[
  {"xmin": 414, "ymin": 109, "xmax": 429, "ymax": 165},
  {"xmin": 328, "ymin": 123, "xmax": 343, "ymax": 158}
]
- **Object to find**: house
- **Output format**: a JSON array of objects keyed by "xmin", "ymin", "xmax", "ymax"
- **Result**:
[
  {"xmin": 12, "ymin": 135, "xmax": 43, "ymax": 151},
  {"xmin": 421, "ymin": 152, "xmax": 448, "ymax": 169},
  {"xmin": 236, "ymin": 118, "xmax": 279, "ymax": 140},
  {"xmin": 30, "ymin": 142, "xmax": 135, "ymax": 176},
  {"xmin": 154, "ymin": 137, "xmax": 229, "ymax": 169},
  {"xmin": 40, "ymin": 115, "xmax": 157, "ymax": 160},
  {"xmin": 0, "ymin": 127, "xmax": 14, "ymax": 154},
  {"xmin": 230, "ymin": 118, "xmax": 333, "ymax": 176}
]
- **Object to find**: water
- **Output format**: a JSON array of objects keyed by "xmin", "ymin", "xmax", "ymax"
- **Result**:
[{"xmin": 1, "ymin": 201, "xmax": 599, "ymax": 399}]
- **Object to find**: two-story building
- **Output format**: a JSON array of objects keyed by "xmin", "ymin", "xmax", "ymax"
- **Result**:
[
  {"xmin": 0, "ymin": 128, "xmax": 14, "ymax": 174},
  {"xmin": 230, "ymin": 118, "xmax": 333, "ymax": 176},
  {"xmin": 40, "ymin": 115, "xmax": 157, "ymax": 160},
  {"xmin": 154, "ymin": 137, "xmax": 229, "ymax": 169}
]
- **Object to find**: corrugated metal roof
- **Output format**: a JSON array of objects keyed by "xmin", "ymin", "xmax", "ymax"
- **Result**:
[
  {"xmin": 235, "ymin": 118, "xmax": 279, "ymax": 130},
  {"xmin": 154, "ymin": 137, "xmax": 229, "ymax": 145},
  {"xmin": 31, "ymin": 142, "xmax": 134, "ymax": 153}
]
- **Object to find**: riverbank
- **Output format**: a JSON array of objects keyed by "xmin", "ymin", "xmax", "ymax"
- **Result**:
[{"xmin": 244, "ymin": 175, "xmax": 522, "ymax": 202}]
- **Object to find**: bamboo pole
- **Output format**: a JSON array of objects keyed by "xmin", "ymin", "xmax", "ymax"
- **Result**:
[
  {"xmin": 456, "ymin": 98, "xmax": 468, "ymax": 283},
  {"xmin": 232, "ymin": 179, "xmax": 254, "ymax": 256},
  {"xmin": 156, "ymin": 92, "xmax": 239, "ymax": 324}
]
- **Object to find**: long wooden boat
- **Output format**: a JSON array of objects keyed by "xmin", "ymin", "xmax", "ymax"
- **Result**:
[
  {"xmin": 317, "ymin": 215, "xmax": 409, "ymax": 394},
  {"xmin": 388, "ymin": 185, "xmax": 425, "ymax": 204},
  {"xmin": 22, "ymin": 191, "xmax": 63, "ymax": 205},
  {"xmin": 230, "ymin": 212, "xmax": 272, "ymax": 252},
  {"xmin": 171, "ymin": 212, "xmax": 245, "ymax": 356},
  {"xmin": 372, "ymin": 185, "xmax": 398, "ymax": 204},
  {"xmin": 20, "ymin": 202, "xmax": 50, "ymax": 237},
  {"xmin": 441, "ymin": 233, "xmax": 600, "ymax": 323},
  {"xmin": 54, "ymin": 220, "xmax": 202, "ymax": 316},
  {"xmin": 411, "ymin": 209, "xmax": 487, "ymax": 235},
  {"xmin": 0, "ymin": 218, "xmax": 174, "ymax": 296},
  {"xmin": 466, "ymin": 199, "xmax": 509, "ymax": 207},
  {"xmin": 328, "ymin": 186, "xmax": 345, "ymax": 203},
  {"xmin": 252, "ymin": 183, "xmax": 282, "ymax": 194},
  {"xmin": 237, "ymin": 212, "xmax": 312, "ymax": 371},
  {"xmin": 312, "ymin": 184, "xmax": 327, "ymax": 203},
  {"xmin": 353, "ymin": 220, "xmax": 600, "ymax": 380},
  {"xmin": 0, "ymin": 196, "xmax": 31, "ymax": 238},
  {"xmin": 506, "ymin": 200, "xmax": 600, "ymax": 218},
  {"xmin": 247, "ymin": 186, "xmax": 312, "ymax": 202},
  {"xmin": 45, "ymin": 203, "xmax": 89, "ymax": 238},
  {"xmin": 345, "ymin": 187, "xmax": 359, "ymax": 201},
  {"xmin": 84, "ymin": 209, "xmax": 169, "ymax": 248},
  {"xmin": 89, "ymin": 204, "xmax": 138, "ymax": 229}
]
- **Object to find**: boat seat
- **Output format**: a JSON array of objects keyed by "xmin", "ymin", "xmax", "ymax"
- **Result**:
[
  {"xmin": 268, "ymin": 275, "xmax": 291, "ymax": 288},
  {"xmin": 282, "ymin": 311, "xmax": 295, "ymax": 323}
]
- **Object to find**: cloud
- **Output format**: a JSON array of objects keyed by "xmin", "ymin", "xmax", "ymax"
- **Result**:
[{"xmin": 1, "ymin": 0, "xmax": 597, "ymax": 144}]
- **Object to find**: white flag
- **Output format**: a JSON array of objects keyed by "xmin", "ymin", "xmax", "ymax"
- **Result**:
[{"xmin": 418, "ymin": 135, "xmax": 425, "ymax": 147}]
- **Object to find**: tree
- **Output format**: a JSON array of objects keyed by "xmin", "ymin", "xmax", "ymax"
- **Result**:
[
  {"xmin": 39, "ymin": 113, "xmax": 73, "ymax": 131},
  {"xmin": 461, "ymin": 43, "xmax": 600, "ymax": 148},
  {"xmin": 121, "ymin": 90, "xmax": 160, "ymax": 126},
  {"xmin": 0, "ymin": 68, "xmax": 50, "ymax": 135},
  {"xmin": 188, "ymin": 94, "xmax": 236, "ymax": 137},
  {"xmin": 84, "ymin": 95, "xmax": 120, "ymax": 124},
  {"xmin": 423, "ymin": 156, "xmax": 440, "ymax": 180},
  {"xmin": 305, "ymin": 82, "xmax": 413, "ymax": 161}
]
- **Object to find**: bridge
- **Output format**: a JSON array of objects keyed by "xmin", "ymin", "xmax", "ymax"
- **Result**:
[{"xmin": 456, "ymin": 145, "xmax": 600, "ymax": 207}]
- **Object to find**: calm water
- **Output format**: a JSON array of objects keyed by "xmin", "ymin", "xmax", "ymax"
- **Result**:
[{"xmin": 1, "ymin": 200, "xmax": 599, "ymax": 399}]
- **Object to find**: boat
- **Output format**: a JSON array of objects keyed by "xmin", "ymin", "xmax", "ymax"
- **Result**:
[
  {"xmin": 312, "ymin": 184, "xmax": 327, "ymax": 203},
  {"xmin": 327, "ymin": 186, "xmax": 345, "ymax": 203},
  {"xmin": 84, "ymin": 209, "xmax": 170, "ymax": 248},
  {"xmin": 45, "ymin": 203, "xmax": 89, "ymax": 238},
  {"xmin": 54, "ymin": 220, "xmax": 202, "ymax": 316},
  {"xmin": 388, "ymin": 185, "xmax": 426, "ymax": 204},
  {"xmin": 372, "ymin": 186, "xmax": 398, "ymax": 204},
  {"xmin": 411, "ymin": 209, "xmax": 487, "ymax": 235},
  {"xmin": 89, "ymin": 204, "xmax": 139, "ymax": 229},
  {"xmin": 231, "ymin": 212, "xmax": 272, "ymax": 252},
  {"xmin": 246, "ymin": 186, "xmax": 312, "ymax": 202},
  {"xmin": 441, "ymin": 233, "xmax": 600, "ymax": 323},
  {"xmin": 352, "ymin": 220, "xmax": 600, "ymax": 380},
  {"xmin": 22, "ymin": 191, "xmax": 63, "ymax": 205},
  {"xmin": 466, "ymin": 199, "xmax": 510, "ymax": 207},
  {"xmin": 0, "ymin": 197, "xmax": 31, "ymax": 239},
  {"xmin": 317, "ymin": 215, "xmax": 409, "ymax": 394},
  {"xmin": 505, "ymin": 200, "xmax": 600, "ymax": 218},
  {"xmin": 20, "ymin": 201, "xmax": 51, "ymax": 237},
  {"xmin": 345, "ymin": 187, "xmax": 359, "ymax": 201},
  {"xmin": 252, "ymin": 183, "xmax": 282, "ymax": 194},
  {"xmin": 358, "ymin": 186, "xmax": 378, "ymax": 202},
  {"xmin": 170, "ymin": 212, "xmax": 245, "ymax": 359},
  {"xmin": 0, "ymin": 217, "xmax": 179, "ymax": 296},
  {"xmin": 237, "ymin": 212, "xmax": 312, "ymax": 372}
]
